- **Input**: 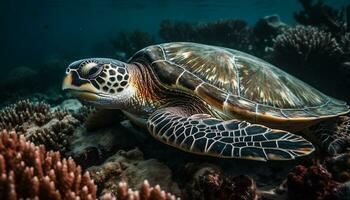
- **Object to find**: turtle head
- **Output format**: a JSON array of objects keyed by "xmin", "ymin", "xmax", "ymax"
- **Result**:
[{"xmin": 62, "ymin": 58, "xmax": 135, "ymax": 108}]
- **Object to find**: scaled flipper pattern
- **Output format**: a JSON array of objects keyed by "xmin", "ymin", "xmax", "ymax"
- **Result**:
[{"xmin": 147, "ymin": 108, "xmax": 314, "ymax": 161}]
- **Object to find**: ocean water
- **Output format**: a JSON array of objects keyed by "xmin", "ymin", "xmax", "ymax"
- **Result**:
[
  {"xmin": 1, "ymin": 1, "xmax": 350, "ymax": 199},
  {"xmin": 0, "ymin": 0, "xmax": 348, "ymax": 103},
  {"xmin": 1, "ymin": 0, "xmax": 348, "ymax": 67}
]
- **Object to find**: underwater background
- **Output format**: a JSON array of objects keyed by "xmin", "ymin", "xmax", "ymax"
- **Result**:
[{"xmin": 1, "ymin": 0, "xmax": 350, "ymax": 200}]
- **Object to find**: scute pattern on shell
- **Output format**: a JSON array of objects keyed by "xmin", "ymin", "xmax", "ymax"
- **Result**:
[
  {"xmin": 162, "ymin": 42, "xmax": 329, "ymax": 108},
  {"xmin": 133, "ymin": 42, "xmax": 349, "ymax": 121}
]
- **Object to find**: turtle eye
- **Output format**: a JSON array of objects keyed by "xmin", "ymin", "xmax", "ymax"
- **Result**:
[
  {"xmin": 88, "ymin": 65, "xmax": 101, "ymax": 78},
  {"xmin": 80, "ymin": 62, "xmax": 103, "ymax": 79}
]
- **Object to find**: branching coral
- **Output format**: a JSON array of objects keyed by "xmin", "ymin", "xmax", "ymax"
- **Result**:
[
  {"xmin": 294, "ymin": 0, "xmax": 348, "ymax": 35},
  {"xmin": 0, "ymin": 130, "xmax": 97, "ymax": 200},
  {"xmin": 273, "ymin": 26, "xmax": 342, "ymax": 71},
  {"xmin": 293, "ymin": 0, "xmax": 350, "ymax": 66},
  {"xmin": 0, "ymin": 100, "xmax": 80, "ymax": 153},
  {"xmin": 0, "ymin": 100, "xmax": 53, "ymax": 131},
  {"xmin": 27, "ymin": 115, "xmax": 79, "ymax": 152},
  {"xmin": 159, "ymin": 19, "xmax": 253, "ymax": 52},
  {"xmin": 102, "ymin": 180, "xmax": 179, "ymax": 200},
  {"xmin": 287, "ymin": 165, "xmax": 340, "ymax": 200}
]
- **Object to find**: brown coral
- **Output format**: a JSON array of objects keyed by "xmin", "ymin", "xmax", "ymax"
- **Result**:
[
  {"xmin": 101, "ymin": 180, "xmax": 179, "ymax": 200},
  {"xmin": 0, "ymin": 99, "xmax": 71, "ymax": 132},
  {"xmin": 287, "ymin": 165, "xmax": 340, "ymax": 200},
  {"xmin": 27, "ymin": 114, "xmax": 79, "ymax": 152},
  {"xmin": 325, "ymin": 152, "xmax": 350, "ymax": 182},
  {"xmin": 0, "ymin": 100, "xmax": 80, "ymax": 153},
  {"xmin": 0, "ymin": 130, "xmax": 97, "ymax": 200},
  {"xmin": 184, "ymin": 166, "xmax": 258, "ymax": 200},
  {"xmin": 0, "ymin": 100, "xmax": 53, "ymax": 131}
]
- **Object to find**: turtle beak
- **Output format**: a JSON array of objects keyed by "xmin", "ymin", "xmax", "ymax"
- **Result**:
[
  {"xmin": 62, "ymin": 73, "xmax": 73, "ymax": 90},
  {"xmin": 62, "ymin": 72, "xmax": 100, "ymax": 102}
]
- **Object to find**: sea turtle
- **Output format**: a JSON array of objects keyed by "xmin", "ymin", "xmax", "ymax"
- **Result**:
[{"xmin": 62, "ymin": 42, "xmax": 350, "ymax": 161}]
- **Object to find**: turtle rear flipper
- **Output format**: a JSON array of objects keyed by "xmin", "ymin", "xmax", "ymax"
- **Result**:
[
  {"xmin": 312, "ymin": 116, "xmax": 350, "ymax": 155},
  {"xmin": 147, "ymin": 107, "xmax": 314, "ymax": 161}
]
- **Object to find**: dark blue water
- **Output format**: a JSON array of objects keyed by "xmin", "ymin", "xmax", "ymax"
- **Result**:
[{"xmin": 1, "ymin": 0, "xmax": 348, "ymax": 69}]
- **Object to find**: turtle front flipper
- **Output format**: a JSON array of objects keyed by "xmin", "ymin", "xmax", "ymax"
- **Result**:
[{"xmin": 147, "ymin": 107, "xmax": 314, "ymax": 161}]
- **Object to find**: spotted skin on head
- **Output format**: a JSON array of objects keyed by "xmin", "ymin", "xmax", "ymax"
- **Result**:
[{"xmin": 66, "ymin": 58, "xmax": 130, "ymax": 94}]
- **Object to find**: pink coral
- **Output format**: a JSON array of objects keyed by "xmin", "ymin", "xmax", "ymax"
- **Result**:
[
  {"xmin": 100, "ymin": 180, "xmax": 179, "ymax": 200},
  {"xmin": 0, "ymin": 130, "xmax": 97, "ymax": 200}
]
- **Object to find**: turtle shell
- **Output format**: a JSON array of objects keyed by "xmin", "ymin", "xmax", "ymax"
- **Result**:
[{"xmin": 130, "ymin": 42, "xmax": 349, "ymax": 129}]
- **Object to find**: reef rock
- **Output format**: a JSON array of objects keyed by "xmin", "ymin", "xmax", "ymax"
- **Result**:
[
  {"xmin": 67, "ymin": 118, "xmax": 136, "ymax": 168},
  {"xmin": 54, "ymin": 98, "xmax": 83, "ymax": 114},
  {"xmin": 87, "ymin": 148, "xmax": 181, "ymax": 197}
]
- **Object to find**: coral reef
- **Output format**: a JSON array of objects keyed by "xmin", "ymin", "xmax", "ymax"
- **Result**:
[
  {"xmin": 0, "ymin": 100, "xmax": 80, "ymax": 153},
  {"xmin": 272, "ymin": 25, "xmax": 347, "ymax": 98},
  {"xmin": 325, "ymin": 152, "xmax": 350, "ymax": 182},
  {"xmin": 183, "ymin": 165, "xmax": 258, "ymax": 200},
  {"xmin": 286, "ymin": 165, "xmax": 340, "ymax": 200},
  {"xmin": 332, "ymin": 181, "xmax": 350, "ymax": 200},
  {"xmin": 27, "ymin": 114, "xmax": 79, "ymax": 153},
  {"xmin": 87, "ymin": 148, "xmax": 180, "ymax": 197},
  {"xmin": 253, "ymin": 15, "xmax": 287, "ymax": 59},
  {"xmin": 104, "ymin": 180, "xmax": 180, "ymax": 200},
  {"xmin": 311, "ymin": 116, "xmax": 350, "ymax": 155},
  {"xmin": 293, "ymin": 0, "xmax": 350, "ymax": 72},
  {"xmin": 67, "ymin": 118, "xmax": 134, "ymax": 168},
  {"xmin": 294, "ymin": 0, "xmax": 348, "ymax": 35},
  {"xmin": 273, "ymin": 26, "xmax": 342, "ymax": 71},
  {"xmin": 159, "ymin": 20, "xmax": 196, "ymax": 42},
  {"xmin": 0, "ymin": 100, "xmax": 53, "ymax": 131},
  {"xmin": 0, "ymin": 130, "xmax": 97, "ymax": 200},
  {"xmin": 159, "ymin": 19, "xmax": 253, "ymax": 52},
  {"xmin": 110, "ymin": 30, "xmax": 155, "ymax": 60}
]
